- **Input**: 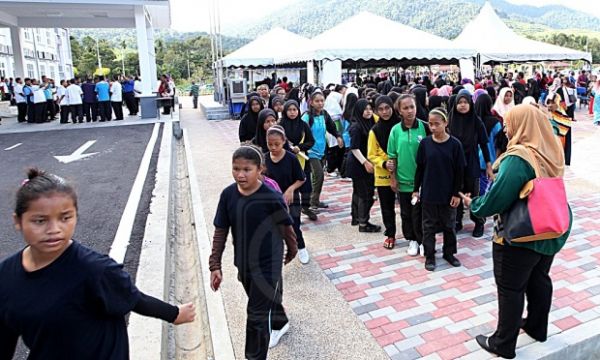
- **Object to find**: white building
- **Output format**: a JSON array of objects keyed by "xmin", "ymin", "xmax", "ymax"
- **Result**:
[
  {"xmin": 0, "ymin": 0, "xmax": 170, "ymax": 119},
  {"xmin": 0, "ymin": 27, "xmax": 73, "ymax": 80}
]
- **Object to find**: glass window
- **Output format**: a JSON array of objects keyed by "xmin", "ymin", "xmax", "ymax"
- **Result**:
[
  {"xmin": 27, "ymin": 64, "xmax": 34, "ymax": 78},
  {"xmin": 40, "ymin": 64, "xmax": 45, "ymax": 77}
]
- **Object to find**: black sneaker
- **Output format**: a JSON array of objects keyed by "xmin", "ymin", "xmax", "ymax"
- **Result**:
[
  {"xmin": 443, "ymin": 255, "xmax": 461, "ymax": 267},
  {"xmin": 455, "ymin": 221, "xmax": 463, "ymax": 232},
  {"xmin": 359, "ymin": 223, "xmax": 381, "ymax": 233},
  {"xmin": 425, "ymin": 257, "xmax": 436, "ymax": 271},
  {"xmin": 317, "ymin": 202, "xmax": 329, "ymax": 209},
  {"xmin": 472, "ymin": 224, "xmax": 484, "ymax": 238},
  {"xmin": 301, "ymin": 207, "xmax": 318, "ymax": 221},
  {"xmin": 476, "ymin": 335, "xmax": 515, "ymax": 359}
]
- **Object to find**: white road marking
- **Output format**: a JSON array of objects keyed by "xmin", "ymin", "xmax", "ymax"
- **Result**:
[
  {"xmin": 109, "ymin": 122, "xmax": 161, "ymax": 263},
  {"xmin": 4, "ymin": 143, "xmax": 22, "ymax": 151},
  {"xmin": 54, "ymin": 140, "xmax": 99, "ymax": 163}
]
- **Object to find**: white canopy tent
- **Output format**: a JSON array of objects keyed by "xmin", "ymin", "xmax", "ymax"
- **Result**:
[
  {"xmin": 276, "ymin": 12, "xmax": 475, "ymax": 66},
  {"xmin": 453, "ymin": 2, "xmax": 592, "ymax": 64},
  {"xmin": 221, "ymin": 27, "xmax": 312, "ymax": 68}
]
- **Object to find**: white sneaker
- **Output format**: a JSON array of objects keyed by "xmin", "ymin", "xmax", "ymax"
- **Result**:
[
  {"xmin": 407, "ymin": 240, "xmax": 419, "ymax": 256},
  {"xmin": 298, "ymin": 248, "xmax": 310, "ymax": 264},
  {"xmin": 269, "ymin": 322, "xmax": 290, "ymax": 348},
  {"xmin": 419, "ymin": 244, "xmax": 425, "ymax": 257}
]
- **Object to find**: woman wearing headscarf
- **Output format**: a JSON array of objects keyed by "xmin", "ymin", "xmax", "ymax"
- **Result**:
[
  {"xmin": 556, "ymin": 76, "xmax": 577, "ymax": 121},
  {"xmin": 238, "ymin": 96, "xmax": 264, "ymax": 143},
  {"xmin": 346, "ymin": 99, "xmax": 380, "ymax": 232},
  {"xmin": 368, "ymin": 96, "xmax": 400, "ymax": 249},
  {"xmin": 269, "ymin": 95, "xmax": 285, "ymax": 119},
  {"xmin": 438, "ymin": 85, "xmax": 453, "ymax": 97},
  {"xmin": 475, "ymin": 93, "xmax": 502, "ymax": 195},
  {"xmin": 449, "ymin": 92, "xmax": 493, "ymax": 238},
  {"xmin": 545, "ymin": 92, "xmax": 572, "ymax": 165},
  {"xmin": 461, "ymin": 104, "xmax": 571, "ymax": 359},
  {"xmin": 493, "ymin": 88, "xmax": 516, "ymax": 156},
  {"xmin": 410, "ymin": 86, "xmax": 429, "ymax": 123},
  {"xmin": 286, "ymin": 87, "xmax": 300, "ymax": 103},
  {"xmin": 252, "ymin": 108, "xmax": 279, "ymax": 153},
  {"xmin": 280, "ymin": 100, "xmax": 316, "ymax": 220},
  {"xmin": 486, "ymin": 82, "xmax": 497, "ymax": 104}
]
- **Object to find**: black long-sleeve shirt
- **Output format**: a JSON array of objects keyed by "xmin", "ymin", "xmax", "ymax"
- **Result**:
[
  {"xmin": 414, "ymin": 136, "xmax": 466, "ymax": 205},
  {"xmin": 0, "ymin": 241, "xmax": 178, "ymax": 360}
]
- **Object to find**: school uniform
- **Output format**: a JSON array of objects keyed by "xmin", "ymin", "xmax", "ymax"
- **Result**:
[
  {"xmin": 265, "ymin": 151, "xmax": 306, "ymax": 249},
  {"xmin": 0, "ymin": 241, "xmax": 179, "ymax": 360},
  {"xmin": 67, "ymin": 84, "xmax": 84, "ymax": 123},
  {"xmin": 346, "ymin": 121, "xmax": 375, "ymax": 225},
  {"xmin": 44, "ymin": 85, "xmax": 55, "ymax": 121},
  {"xmin": 95, "ymin": 81, "xmax": 111, "ymax": 121},
  {"xmin": 23, "ymin": 85, "xmax": 35, "ymax": 123},
  {"xmin": 414, "ymin": 136, "xmax": 465, "ymax": 260},
  {"xmin": 33, "ymin": 86, "xmax": 47, "ymax": 123},
  {"xmin": 301, "ymin": 110, "xmax": 340, "ymax": 208},
  {"xmin": 280, "ymin": 114, "xmax": 315, "ymax": 211},
  {"xmin": 367, "ymin": 126, "xmax": 396, "ymax": 238},
  {"xmin": 57, "ymin": 85, "xmax": 70, "ymax": 124},
  {"xmin": 387, "ymin": 119, "xmax": 428, "ymax": 244},
  {"xmin": 211, "ymin": 183, "xmax": 295, "ymax": 360},
  {"xmin": 122, "ymin": 80, "xmax": 136, "ymax": 115},
  {"xmin": 81, "ymin": 81, "xmax": 98, "ymax": 122},
  {"xmin": 14, "ymin": 83, "xmax": 27, "ymax": 123},
  {"xmin": 110, "ymin": 81, "xmax": 124, "ymax": 120}
]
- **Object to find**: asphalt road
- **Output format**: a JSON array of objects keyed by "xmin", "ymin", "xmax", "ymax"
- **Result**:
[{"xmin": 0, "ymin": 123, "xmax": 161, "ymax": 359}]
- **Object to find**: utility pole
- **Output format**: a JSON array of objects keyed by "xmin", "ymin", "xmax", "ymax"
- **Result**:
[{"xmin": 95, "ymin": 37, "xmax": 102, "ymax": 71}]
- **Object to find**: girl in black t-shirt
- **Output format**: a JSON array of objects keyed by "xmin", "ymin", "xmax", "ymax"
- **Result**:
[
  {"xmin": 0, "ymin": 169, "xmax": 195, "ymax": 360},
  {"xmin": 264, "ymin": 125, "xmax": 308, "ymax": 264},
  {"xmin": 209, "ymin": 146, "xmax": 298, "ymax": 359}
]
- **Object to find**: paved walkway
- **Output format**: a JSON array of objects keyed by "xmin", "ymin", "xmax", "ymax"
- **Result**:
[{"xmin": 183, "ymin": 96, "xmax": 600, "ymax": 359}]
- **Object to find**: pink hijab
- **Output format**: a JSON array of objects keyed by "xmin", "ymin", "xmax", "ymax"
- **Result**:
[{"xmin": 438, "ymin": 85, "xmax": 452, "ymax": 97}]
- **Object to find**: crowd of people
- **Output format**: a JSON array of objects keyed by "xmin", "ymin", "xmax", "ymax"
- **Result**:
[
  {"xmin": 0, "ymin": 74, "xmax": 178, "ymax": 125},
  {"xmin": 219, "ymin": 68, "xmax": 578, "ymax": 359},
  {"xmin": 0, "ymin": 67, "xmax": 583, "ymax": 360}
]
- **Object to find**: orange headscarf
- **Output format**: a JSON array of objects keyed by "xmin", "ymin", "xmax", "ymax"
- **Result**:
[{"xmin": 494, "ymin": 104, "xmax": 564, "ymax": 178}]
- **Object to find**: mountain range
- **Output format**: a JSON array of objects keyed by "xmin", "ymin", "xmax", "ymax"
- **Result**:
[
  {"xmin": 71, "ymin": 0, "xmax": 600, "ymax": 53},
  {"xmin": 224, "ymin": 0, "xmax": 600, "ymax": 41}
]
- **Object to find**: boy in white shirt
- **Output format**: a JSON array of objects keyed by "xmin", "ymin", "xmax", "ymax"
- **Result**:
[
  {"xmin": 67, "ymin": 78, "xmax": 84, "ymax": 124},
  {"xmin": 57, "ymin": 80, "xmax": 70, "ymax": 124},
  {"xmin": 110, "ymin": 75, "xmax": 123, "ymax": 120}
]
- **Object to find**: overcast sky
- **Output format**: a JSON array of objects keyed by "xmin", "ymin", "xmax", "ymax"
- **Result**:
[{"xmin": 169, "ymin": 0, "xmax": 600, "ymax": 33}]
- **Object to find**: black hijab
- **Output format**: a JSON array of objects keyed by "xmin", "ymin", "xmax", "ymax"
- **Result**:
[
  {"xmin": 428, "ymin": 96, "xmax": 444, "ymax": 112},
  {"xmin": 351, "ymin": 99, "xmax": 375, "ymax": 137},
  {"xmin": 286, "ymin": 87, "xmax": 300, "ymax": 103},
  {"xmin": 239, "ymin": 96, "xmax": 263, "ymax": 142},
  {"xmin": 449, "ymin": 92, "xmax": 479, "ymax": 152},
  {"xmin": 343, "ymin": 93, "xmax": 358, "ymax": 121},
  {"xmin": 253, "ymin": 108, "xmax": 277, "ymax": 152},
  {"xmin": 381, "ymin": 80, "xmax": 393, "ymax": 95},
  {"xmin": 474, "ymin": 93, "xmax": 498, "ymax": 135},
  {"xmin": 279, "ymin": 100, "xmax": 304, "ymax": 145},
  {"xmin": 452, "ymin": 85, "xmax": 464, "ymax": 95},
  {"xmin": 486, "ymin": 86, "xmax": 497, "ymax": 104},
  {"xmin": 411, "ymin": 86, "xmax": 429, "ymax": 122},
  {"xmin": 372, "ymin": 95, "xmax": 399, "ymax": 153}
]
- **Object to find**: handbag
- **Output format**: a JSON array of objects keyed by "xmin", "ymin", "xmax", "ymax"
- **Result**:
[{"xmin": 496, "ymin": 155, "xmax": 570, "ymax": 244}]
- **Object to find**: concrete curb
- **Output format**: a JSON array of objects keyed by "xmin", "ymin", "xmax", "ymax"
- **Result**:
[
  {"xmin": 183, "ymin": 127, "xmax": 236, "ymax": 360},
  {"xmin": 128, "ymin": 121, "xmax": 173, "ymax": 360}
]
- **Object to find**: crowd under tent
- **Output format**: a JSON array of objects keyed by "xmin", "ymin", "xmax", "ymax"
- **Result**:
[
  {"xmin": 453, "ymin": 2, "xmax": 592, "ymax": 65},
  {"xmin": 275, "ymin": 12, "xmax": 476, "ymax": 85},
  {"xmin": 221, "ymin": 27, "xmax": 312, "ymax": 69}
]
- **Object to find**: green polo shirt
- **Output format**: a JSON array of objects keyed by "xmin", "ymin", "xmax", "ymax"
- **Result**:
[
  {"xmin": 387, "ymin": 119, "xmax": 428, "ymax": 192},
  {"xmin": 471, "ymin": 155, "xmax": 571, "ymax": 256}
]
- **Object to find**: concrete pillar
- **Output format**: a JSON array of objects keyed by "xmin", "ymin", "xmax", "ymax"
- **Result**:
[
  {"xmin": 9, "ymin": 26, "xmax": 25, "ymax": 78},
  {"xmin": 307, "ymin": 60, "xmax": 315, "ymax": 85},
  {"xmin": 135, "ymin": 5, "xmax": 158, "ymax": 118},
  {"xmin": 146, "ymin": 20, "xmax": 157, "ymax": 87}
]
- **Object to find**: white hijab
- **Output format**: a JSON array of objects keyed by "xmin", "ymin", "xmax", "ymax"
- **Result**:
[{"xmin": 492, "ymin": 87, "xmax": 515, "ymax": 119}]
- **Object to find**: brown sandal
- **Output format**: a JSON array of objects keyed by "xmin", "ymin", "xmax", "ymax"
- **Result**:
[{"xmin": 383, "ymin": 237, "xmax": 395, "ymax": 250}]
